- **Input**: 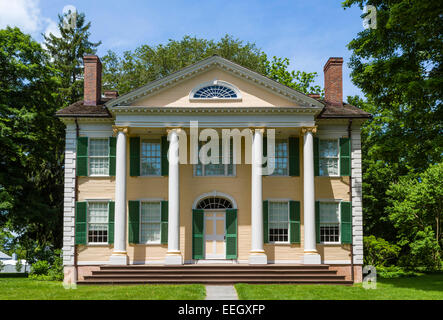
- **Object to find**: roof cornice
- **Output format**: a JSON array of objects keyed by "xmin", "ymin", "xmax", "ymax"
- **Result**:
[
  {"xmin": 109, "ymin": 105, "xmax": 323, "ymax": 116},
  {"xmin": 105, "ymin": 56, "xmax": 324, "ymax": 109}
]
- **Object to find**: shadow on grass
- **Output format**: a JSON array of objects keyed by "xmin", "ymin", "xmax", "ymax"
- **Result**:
[
  {"xmin": 0, "ymin": 273, "xmax": 28, "ymax": 278},
  {"xmin": 378, "ymin": 272, "xmax": 443, "ymax": 292}
]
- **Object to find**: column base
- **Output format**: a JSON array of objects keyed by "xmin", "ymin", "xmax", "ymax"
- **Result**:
[
  {"xmin": 303, "ymin": 253, "xmax": 322, "ymax": 264},
  {"xmin": 164, "ymin": 253, "xmax": 183, "ymax": 265},
  {"xmin": 109, "ymin": 252, "xmax": 129, "ymax": 265},
  {"xmin": 248, "ymin": 252, "xmax": 268, "ymax": 265}
]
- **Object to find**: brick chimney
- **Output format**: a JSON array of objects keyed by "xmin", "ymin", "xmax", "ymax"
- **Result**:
[
  {"xmin": 83, "ymin": 55, "xmax": 102, "ymax": 106},
  {"xmin": 323, "ymin": 57, "xmax": 343, "ymax": 105}
]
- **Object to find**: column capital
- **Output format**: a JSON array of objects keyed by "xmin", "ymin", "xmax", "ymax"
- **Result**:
[
  {"xmin": 112, "ymin": 126, "xmax": 129, "ymax": 135},
  {"xmin": 166, "ymin": 127, "xmax": 183, "ymax": 134},
  {"xmin": 301, "ymin": 126, "xmax": 317, "ymax": 135},
  {"xmin": 250, "ymin": 127, "xmax": 265, "ymax": 134}
]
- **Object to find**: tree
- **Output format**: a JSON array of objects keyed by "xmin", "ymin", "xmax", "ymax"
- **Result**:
[
  {"xmin": 343, "ymin": 0, "xmax": 442, "ymax": 171},
  {"xmin": 265, "ymin": 56, "xmax": 323, "ymax": 95},
  {"xmin": 0, "ymin": 27, "xmax": 64, "ymax": 256},
  {"xmin": 386, "ymin": 162, "xmax": 442, "ymax": 269},
  {"xmin": 43, "ymin": 11, "xmax": 101, "ymax": 106},
  {"xmin": 102, "ymin": 35, "xmax": 322, "ymax": 95},
  {"xmin": 343, "ymin": 1, "xmax": 443, "ymax": 263}
]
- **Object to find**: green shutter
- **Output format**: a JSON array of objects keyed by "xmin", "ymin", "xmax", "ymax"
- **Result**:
[
  {"xmin": 314, "ymin": 137, "xmax": 320, "ymax": 176},
  {"xmin": 130, "ymin": 137, "xmax": 140, "ymax": 177},
  {"xmin": 315, "ymin": 201, "xmax": 320, "ymax": 243},
  {"xmin": 262, "ymin": 136, "xmax": 268, "ymax": 173},
  {"xmin": 341, "ymin": 201, "xmax": 352, "ymax": 244},
  {"xmin": 225, "ymin": 209, "xmax": 238, "ymax": 259},
  {"xmin": 192, "ymin": 209, "xmax": 204, "ymax": 259},
  {"xmin": 263, "ymin": 200, "xmax": 269, "ymax": 243},
  {"xmin": 75, "ymin": 202, "xmax": 87, "ymax": 245},
  {"xmin": 108, "ymin": 201, "xmax": 115, "ymax": 244},
  {"xmin": 340, "ymin": 138, "xmax": 351, "ymax": 176},
  {"xmin": 289, "ymin": 137, "xmax": 300, "ymax": 176},
  {"xmin": 161, "ymin": 136, "xmax": 169, "ymax": 176},
  {"xmin": 161, "ymin": 201, "xmax": 168, "ymax": 244},
  {"xmin": 76, "ymin": 137, "xmax": 88, "ymax": 176},
  {"xmin": 109, "ymin": 137, "xmax": 116, "ymax": 176},
  {"xmin": 128, "ymin": 201, "xmax": 140, "ymax": 244},
  {"xmin": 289, "ymin": 201, "xmax": 301, "ymax": 244}
]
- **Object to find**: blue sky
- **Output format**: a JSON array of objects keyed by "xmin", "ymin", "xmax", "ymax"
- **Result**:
[{"xmin": 0, "ymin": 0, "xmax": 366, "ymax": 98}]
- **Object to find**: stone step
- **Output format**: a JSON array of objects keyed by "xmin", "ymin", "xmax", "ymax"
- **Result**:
[{"xmin": 78, "ymin": 278, "xmax": 353, "ymax": 285}]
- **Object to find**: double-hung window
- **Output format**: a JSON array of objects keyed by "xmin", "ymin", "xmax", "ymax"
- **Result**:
[
  {"xmin": 319, "ymin": 202, "xmax": 340, "ymax": 243},
  {"xmin": 89, "ymin": 138, "xmax": 110, "ymax": 176},
  {"xmin": 268, "ymin": 201, "xmax": 289, "ymax": 242},
  {"xmin": 269, "ymin": 139, "xmax": 289, "ymax": 176},
  {"xmin": 140, "ymin": 202, "xmax": 161, "ymax": 244},
  {"xmin": 319, "ymin": 139, "xmax": 339, "ymax": 176},
  {"xmin": 141, "ymin": 139, "xmax": 161, "ymax": 176},
  {"xmin": 87, "ymin": 202, "xmax": 109, "ymax": 244},
  {"xmin": 195, "ymin": 140, "xmax": 234, "ymax": 176}
]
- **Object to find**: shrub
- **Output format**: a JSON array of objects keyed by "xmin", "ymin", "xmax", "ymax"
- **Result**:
[
  {"xmin": 0, "ymin": 260, "xmax": 4, "ymax": 272},
  {"xmin": 15, "ymin": 260, "xmax": 23, "ymax": 273},
  {"xmin": 30, "ymin": 260, "xmax": 50, "ymax": 276},
  {"xmin": 364, "ymin": 235, "xmax": 400, "ymax": 267},
  {"xmin": 29, "ymin": 250, "xmax": 63, "ymax": 281},
  {"xmin": 376, "ymin": 266, "xmax": 423, "ymax": 279}
]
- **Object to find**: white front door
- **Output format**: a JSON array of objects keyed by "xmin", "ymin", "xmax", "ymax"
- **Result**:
[{"xmin": 204, "ymin": 211, "xmax": 226, "ymax": 259}]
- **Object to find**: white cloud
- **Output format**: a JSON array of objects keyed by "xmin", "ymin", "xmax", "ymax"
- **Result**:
[{"xmin": 0, "ymin": 0, "xmax": 57, "ymax": 38}]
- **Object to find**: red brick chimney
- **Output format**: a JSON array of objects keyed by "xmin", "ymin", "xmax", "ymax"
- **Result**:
[
  {"xmin": 323, "ymin": 57, "xmax": 343, "ymax": 105},
  {"xmin": 83, "ymin": 55, "xmax": 102, "ymax": 106}
]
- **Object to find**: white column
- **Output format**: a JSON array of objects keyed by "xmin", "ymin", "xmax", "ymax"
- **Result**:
[
  {"xmin": 109, "ymin": 127, "xmax": 128, "ymax": 265},
  {"xmin": 249, "ymin": 128, "xmax": 267, "ymax": 264},
  {"xmin": 302, "ymin": 126, "xmax": 321, "ymax": 264},
  {"xmin": 164, "ymin": 128, "xmax": 183, "ymax": 265}
]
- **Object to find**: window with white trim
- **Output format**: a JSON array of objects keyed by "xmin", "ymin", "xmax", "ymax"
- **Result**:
[
  {"xmin": 270, "ymin": 139, "xmax": 289, "ymax": 176},
  {"xmin": 88, "ymin": 202, "xmax": 108, "ymax": 244},
  {"xmin": 140, "ymin": 202, "xmax": 161, "ymax": 243},
  {"xmin": 319, "ymin": 139, "xmax": 339, "ymax": 176},
  {"xmin": 268, "ymin": 201, "xmax": 289, "ymax": 242},
  {"xmin": 319, "ymin": 202, "xmax": 340, "ymax": 243},
  {"xmin": 141, "ymin": 139, "xmax": 161, "ymax": 176},
  {"xmin": 195, "ymin": 140, "xmax": 234, "ymax": 176},
  {"xmin": 89, "ymin": 138, "xmax": 109, "ymax": 176}
]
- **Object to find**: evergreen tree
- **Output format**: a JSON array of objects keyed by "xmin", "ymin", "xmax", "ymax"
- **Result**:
[{"xmin": 43, "ymin": 10, "xmax": 101, "ymax": 106}]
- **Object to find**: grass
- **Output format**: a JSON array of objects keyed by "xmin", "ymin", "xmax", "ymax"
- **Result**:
[
  {"xmin": 0, "ymin": 278, "xmax": 206, "ymax": 300},
  {"xmin": 235, "ymin": 273, "xmax": 443, "ymax": 300}
]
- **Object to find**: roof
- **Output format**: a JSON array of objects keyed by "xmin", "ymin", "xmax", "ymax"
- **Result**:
[
  {"xmin": 0, "ymin": 251, "xmax": 11, "ymax": 260},
  {"xmin": 55, "ymin": 98, "xmax": 112, "ymax": 118},
  {"xmin": 55, "ymin": 56, "xmax": 371, "ymax": 120},
  {"xmin": 316, "ymin": 101, "xmax": 372, "ymax": 119}
]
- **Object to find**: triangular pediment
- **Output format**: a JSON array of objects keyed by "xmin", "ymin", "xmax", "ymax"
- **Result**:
[{"xmin": 106, "ymin": 55, "xmax": 324, "ymax": 109}]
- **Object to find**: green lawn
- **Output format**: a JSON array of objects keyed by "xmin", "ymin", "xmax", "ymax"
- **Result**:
[
  {"xmin": 235, "ymin": 273, "xmax": 443, "ymax": 300},
  {"xmin": 0, "ymin": 278, "xmax": 205, "ymax": 300}
]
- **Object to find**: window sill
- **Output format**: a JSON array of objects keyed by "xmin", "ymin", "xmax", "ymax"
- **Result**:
[
  {"xmin": 193, "ymin": 175, "xmax": 236, "ymax": 178},
  {"xmin": 267, "ymin": 242, "xmax": 292, "ymax": 245},
  {"xmin": 319, "ymin": 242, "xmax": 342, "ymax": 245},
  {"xmin": 86, "ymin": 243, "xmax": 111, "ymax": 247}
]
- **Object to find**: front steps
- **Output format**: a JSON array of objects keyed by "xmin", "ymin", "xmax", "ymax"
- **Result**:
[{"xmin": 78, "ymin": 264, "xmax": 353, "ymax": 285}]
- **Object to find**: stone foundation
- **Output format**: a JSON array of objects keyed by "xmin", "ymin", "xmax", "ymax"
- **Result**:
[
  {"xmin": 329, "ymin": 264, "xmax": 362, "ymax": 283},
  {"xmin": 76, "ymin": 266, "xmax": 101, "ymax": 281}
]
